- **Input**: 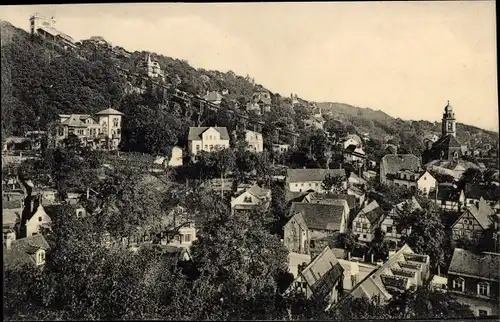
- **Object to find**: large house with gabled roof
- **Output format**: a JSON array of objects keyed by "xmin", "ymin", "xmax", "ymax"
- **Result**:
[
  {"xmin": 55, "ymin": 108, "xmax": 124, "ymax": 150},
  {"xmin": 286, "ymin": 168, "xmax": 347, "ymax": 193},
  {"xmin": 284, "ymin": 202, "xmax": 349, "ymax": 255},
  {"xmin": 187, "ymin": 126, "xmax": 230, "ymax": 156},
  {"xmin": 351, "ymin": 200, "xmax": 385, "ymax": 243},
  {"xmin": 231, "ymin": 183, "xmax": 271, "ymax": 212},
  {"xmin": 447, "ymin": 248, "xmax": 500, "ymax": 317},
  {"xmin": 451, "ymin": 198, "xmax": 496, "ymax": 240}
]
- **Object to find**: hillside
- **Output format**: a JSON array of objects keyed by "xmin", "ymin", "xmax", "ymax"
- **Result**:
[{"xmin": 1, "ymin": 19, "xmax": 498, "ymax": 154}]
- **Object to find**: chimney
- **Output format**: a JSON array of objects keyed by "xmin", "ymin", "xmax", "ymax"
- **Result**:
[{"xmin": 5, "ymin": 235, "xmax": 12, "ymax": 250}]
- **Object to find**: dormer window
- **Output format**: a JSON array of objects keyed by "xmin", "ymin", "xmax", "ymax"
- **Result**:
[
  {"xmin": 36, "ymin": 250, "xmax": 46, "ymax": 266},
  {"xmin": 452, "ymin": 277, "xmax": 465, "ymax": 292},
  {"xmin": 477, "ymin": 282, "xmax": 490, "ymax": 296}
]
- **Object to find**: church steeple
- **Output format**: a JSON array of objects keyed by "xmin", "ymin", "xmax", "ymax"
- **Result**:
[{"xmin": 442, "ymin": 100, "xmax": 456, "ymax": 137}]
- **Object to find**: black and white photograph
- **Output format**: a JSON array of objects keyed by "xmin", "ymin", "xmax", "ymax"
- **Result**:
[{"xmin": 1, "ymin": 2, "xmax": 499, "ymax": 320}]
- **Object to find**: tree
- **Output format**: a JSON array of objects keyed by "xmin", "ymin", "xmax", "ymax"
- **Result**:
[
  {"xmin": 322, "ymin": 174, "xmax": 345, "ymax": 193},
  {"xmin": 189, "ymin": 196, "xmax": 290, "ymax": 320},
  {"xmin": 460, "ymin": 168, "xmax": 483, "ymax": 186},
  {"xmin": 399, "ymin": 208, "xmax": 446, "ymax": 272},
  {"xmin": 337, "ymin": 230, "xmax": 358, "ymax": 253},
  {"xmin": 121, "ymin": 104, "xmax": 183, "ymax": 157}
]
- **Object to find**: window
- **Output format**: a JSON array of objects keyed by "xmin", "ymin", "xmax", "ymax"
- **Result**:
[
  {"xmin": 309, "ymin": 183, "xmax": 311, "ymax": 187},
  {"xmin": 310, "ymin": 240, "xmax": 316, "ymax": 249},
  {"xmin": 386, "ymin": 226, "xmax": 393, "ymax": 234},
  {"xmin": 463, "ymin": 219, "xmax": 469, "ymax": 225},
  {"xmin": 478, "ymin": 309, "xmax": 489, "ymax": 317},
  {"xmin": 38, "ymin": 216, "xmax": 42, "ymax": 222},
  {"xmin": 452, "ymin": 277, "xmax": 465, "ymax": 292},
  {"xmin": 363, "ymin": 234, "xmax": 367, "ymax": 239},
  {"xmin": 204, "ymin": 145, "xmax": 208, "ymax": 150},
  {"xmin": 301, "ymin": 183, "xmax": 304, "ymax": 187},
  {"xmin": 477, "ymin": 282, "xmax": 490, "ymax": 296},
  {"xmin": 113, "ymin": 118, "xmax": 119, "ymax": 127},
  {"xmin": 355, "ymin": 222, "xmax": 361, "ymax": 229},
  {"xmin": 184, "ymin": 234, "xmax": 191, "ymax": 243},
  {"xmin": 243, "ymin": 196, "xmax": 252, "ymax": 203},
  {"xmin": 209, "ymin": 145, "xmax": 213, "ymax": 151},
  {"xmin": 362, "ymin": 223, "xmax": 368, "ymax": 230},
  {"xmin": 196, "ymin": 144, "xmax": 200, "ymax": 151}
]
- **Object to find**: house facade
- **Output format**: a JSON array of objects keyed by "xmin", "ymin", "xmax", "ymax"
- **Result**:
[
  {"xmin": 380, "ymin": 198, "xmax": 422, "ymax": 245},
  {"xmin": 56, "ymin": 108, "xmax": 124, "ymax": 150},
  {"xmin": 22, "ymin": 199, "xmax": 52, "ymax": 238},
  {"xmin": 245, "ymin": 130, "xmax": 264, "ymax": 153},
  {"xmin": 272, "ymin": 143, "xmax": 290, "ymax": 153},
  {"xmin": 286, "ymin": 169, "xmax": 347, "ymax": 193},
  {"xmin": 447, "ymin": 248, "xmax": 500, "ymax": 317},
  {"xmin": 187, "ymin": 127, "xmax": 230, "ymax": 156},
  {"xmin": 390, "ymin": 170, "xmax": 437, "ymax": 195},
  {"xmin": 231, "ymin": 184, "xmax": 271, "ymax": 212},
  {"xmin": 352, "ymin": 200, "xmax": 385, "ymax": 243},
  {"xmin": 451, "ymin": 198, "xmax": 494, "ymax": 240},
  {"xmin": 284, "ymin": 202, "xmax": 348, "ymax": 255},
  {"xmin": 429, "ymin": 184, "xmax": 465, "ymax": 212}
]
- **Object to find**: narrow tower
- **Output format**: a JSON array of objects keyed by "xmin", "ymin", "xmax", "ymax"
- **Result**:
[{"xmin": 441, "ymin": 100, "xmax": 456, "ymax": 137}]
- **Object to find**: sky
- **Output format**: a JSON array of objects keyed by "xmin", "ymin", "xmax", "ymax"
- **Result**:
[{"xmin": 1, "ymin": 2, "xmax": 498, "ymax": 132}]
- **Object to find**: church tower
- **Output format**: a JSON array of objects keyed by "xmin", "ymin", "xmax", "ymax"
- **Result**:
[{"xmin": 441, "ymin": 100, "xmax": 456, "ymax": 137}]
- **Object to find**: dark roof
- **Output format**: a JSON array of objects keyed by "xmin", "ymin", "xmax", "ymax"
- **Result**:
[
  {"xmin": 448, "ymin": 248, "xmax": 500, "ymax": 282},
  {"xmin": 287, "ymin": 168, "xmax": 346, "ymax": 183},
  {"xmin": 459, "ymin": 198, "xmax": 494, "ymax": 230},
  {"xmin": 306, "ymin": 193, "xmax": 356, "ymax": 210},
  {"xmin": 433, "ymin": 184, "xmax": 462, "ymax": 202},
  {"xmin": 357, "ymin": 200, "xmax": 384, "ymax": 224},
  {"xmin": 285, "ymin": 191, "xmax": 309, "ymax": 205},
  {"xmin": 290, "ymin": 202, "xmax": 346, "ymax": 231},
  {"xmin": 60, "ymin": 114, "xmax": 94, "ymax": 127},
  {"xmin": 4, "ymin": 235, "xmax": 50, "ymax": 267},
  {"xmin": 247, "ymin": 184, "xmax": 271, "ymax": 199},
  {"xmin": 464, "ymin": 183, "xmax": 499, "ymax": 201},
  {"xmin": 381, "ymin": 154, "xmax": 421, "ymax": 175},
  {"xmin": 188, "ymin": 127, "xmax": 230, "ymax": 141},
  {"xmin": 433, "ymin": 134, "xmax": 462, "ymax": 149}
]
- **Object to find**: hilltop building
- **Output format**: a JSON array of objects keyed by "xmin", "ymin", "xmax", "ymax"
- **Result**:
[
  {"xmin": 136, "ymin": 53, "xmax": 165, "ymax": 80},
  {"xmin": 424, "ymin": 101, "xmax": 464, "ymax": 163},
  {"xmin": 29, "ymin": 13, "xmax": 75, "ymax": 49},
  {"xmin": 54, "ymin": 108, "xmax": 124, "ymax": 150}
]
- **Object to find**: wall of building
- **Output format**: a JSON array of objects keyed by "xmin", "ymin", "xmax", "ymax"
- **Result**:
[
  {"xmin": 352, "ymin": 216, "xmax": 377, "ymax": 243},
  {"xmin": 284, "ymin": 218, "xmax": 309, "ymax": 254},
  {"xmin": 452, "ymin": 212, "xmax": 486, "ymax": 240}
]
